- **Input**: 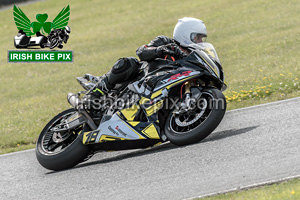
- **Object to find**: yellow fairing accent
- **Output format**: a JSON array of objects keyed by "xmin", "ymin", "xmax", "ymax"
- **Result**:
[
  {"xmin": 127, "ymin": 121, "xmax": 140, "ymax": 126},
  {"xmin": 151, "ymin": 75, "xmax": 199, "ymax": 99},
  {"xmin": 82, "ymin": 131, "xmax": 90, "ymax": 144},
  {"xmin": 120, "ymin": 104, "xmax": 140, "ymax": 121},
  {"xmin": 166, "ymin": 75, "xmax": 199, "ymax": 90},
  {"xmin": 205, "ymin": 48, "xmax": 217, "ymax": 59},
  {"xmin": 145, "ymin": 100, "xmax": 164, "ymax": 116},
  {"xmin": 122, "ymin": 121, "xmax": 146, "ymax": 139},
  {"xmin": 99, "ymin": 135, "xmax": 126, "ymax": 142},
  {"xmin": 151, "ymin": 90, "xmax": 162, "ymax": 99},
  {"xmin": 142, "ymin": 124, "xmax": 160, "ymax": 139},
  {"xmin": 139, "ymin": 97, "xmax": 150, "ymax": 105},
  {"xmin": 199, "ymin": 54, "xmax": 219, "ymax": 77},
  {"xmin": 83, "ymin": 131, "xmax": 99, "ymax": 144}
]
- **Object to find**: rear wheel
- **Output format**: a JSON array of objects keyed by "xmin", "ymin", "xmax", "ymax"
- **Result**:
[
  {"xmin": 36, "ymin": 108, "xmax": 90, "ymax": 171},
  {"xmin": 164, "ymin": 88, "xmax": 226, "ymax": 146}
]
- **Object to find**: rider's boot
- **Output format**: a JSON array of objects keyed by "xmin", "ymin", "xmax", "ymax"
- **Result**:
[
  {"xmin": 91, "ymin": 75, "xmax": 111, "ymax": 97},
  {"xmin": 84, "ymin": 73, "xmax": 113, "ymax": 97},
  {"xmin": 84, "ymin": 75, "xmax": 114, "ymax": 112}
]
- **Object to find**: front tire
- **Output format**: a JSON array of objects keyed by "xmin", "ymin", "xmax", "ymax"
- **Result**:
[
  {"xmin": 36, "ymin": 108, "xmax": 90, "ymax": 171},
  {"xmin": 164, "ymin": 88, "xmax": 226, "ymax": 146}
]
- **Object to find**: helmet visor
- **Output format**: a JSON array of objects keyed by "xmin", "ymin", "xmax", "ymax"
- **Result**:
[{"xmin": 190, "ymin": 33, "xmax": 207, "ymax": 43}]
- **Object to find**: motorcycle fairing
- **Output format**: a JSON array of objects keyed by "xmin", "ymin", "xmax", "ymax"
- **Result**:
[
  {"xmin": 128, "ymin": 70, "xmax": 202, "ymax": 122},
  {"xmin": 150, "ymin": 71, "xmax": 201, "ymax": 99},
  {"xmin": 195, "ymin": 50, "xmax": 220, "ymax": 78},
  {"xmin": 143, "ymin": 99, "xmax": 164, "ymax": 116},
  {"xmin": 81, "ymin": 43, "xmax": 227, "ymax": 145},
  {"xmin": 128, "ymin": 70, "xmax": 201, "ymax": 101},
  {"xmin": 82, "ymin": 105, "xmax": 161, "ymax": 145},
  {"xmin": 82, "ymin": 129, "xmax": 126, "ymax": 144},
  {"xmin": 117, "ymin": 102, "xmax": 161, "ymax": 138},
  {"xmin": 118, "ymin": 103, "xmax": 141, "ymax": 121}
]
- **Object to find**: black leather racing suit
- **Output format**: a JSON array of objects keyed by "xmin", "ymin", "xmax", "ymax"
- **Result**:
[
  {"xmin": 90, "ymin": 35, "xmax": 186, "ymax": 97},
  {"xmin": 103, "ymin": 35, "xmax": 185, "ymax": 89},
  {"xmin": 136, "ymin": 35, "xmax": 183, "ymax": 61}
]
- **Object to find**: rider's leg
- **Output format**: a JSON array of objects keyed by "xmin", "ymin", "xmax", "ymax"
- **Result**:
[
  {"xmin": 85, "ymin": 57, "xmax": 140, "ymax": 112},
  {"xmin": 90, "ymin": 57, "xmax": 141, "ymax": 98}
]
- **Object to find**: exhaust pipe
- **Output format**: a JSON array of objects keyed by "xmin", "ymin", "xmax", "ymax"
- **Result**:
[
  {"xmin": 67, "ymin": 93, "xmax": 81, "ymax": 108},
  {"xmin": 67, "ymin": 93, "xmax": 98, "ymax": 130}
]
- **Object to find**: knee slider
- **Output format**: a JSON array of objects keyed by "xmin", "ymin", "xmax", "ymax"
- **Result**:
[{"xmin": 111, "ymin": 57, "xmax": 141, "ymax": 81}]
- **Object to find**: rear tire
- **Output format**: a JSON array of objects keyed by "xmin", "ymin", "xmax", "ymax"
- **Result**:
[
  {"xmin": 164, "ymin": 88, "xmax": 226, "ymax": 146},
  {"xmin": 36, "ymin": 108, "xmax": 90, "ymax": 171}
]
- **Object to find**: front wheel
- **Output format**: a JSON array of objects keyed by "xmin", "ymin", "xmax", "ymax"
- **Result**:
[
  {"xmin": 164, "ymin": 88, "xmax": 226, "ymax": 146},
  {"xmin": 36, "ymin": 108, "xmax": 91, "ymax": 171}
]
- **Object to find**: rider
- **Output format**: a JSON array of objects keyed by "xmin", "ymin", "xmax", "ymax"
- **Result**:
[{"xmin": 86, "ymin": 17, "xmax": 207, "ymax": 100}]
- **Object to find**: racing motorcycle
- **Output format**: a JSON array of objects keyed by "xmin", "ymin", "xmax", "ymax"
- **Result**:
[{"xmin": 36, "ymin": 42, "xmax": 227, "ymax": 170}]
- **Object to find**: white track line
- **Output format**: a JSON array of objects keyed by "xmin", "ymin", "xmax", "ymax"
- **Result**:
[
  {"xmin": 0, "ymin": 148, "xmax": 34, "ymax": 157},
  {"xmin": 185, "ymin": 174, "xmax": 300, "ymax": 200}
]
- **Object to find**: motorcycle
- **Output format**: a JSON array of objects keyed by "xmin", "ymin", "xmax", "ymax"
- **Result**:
[{"xmin": 36, "ymin": 42, "xmax": 227, "ymax": 170}]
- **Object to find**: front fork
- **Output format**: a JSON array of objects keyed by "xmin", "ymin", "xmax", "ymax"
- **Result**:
[
  {"xmin": 175, "ymin": 80, "xmax": 202, "ymax": 114},
  {"xmin": 184, "ymin": 81, "xmax": 192, "ymax": 109}
]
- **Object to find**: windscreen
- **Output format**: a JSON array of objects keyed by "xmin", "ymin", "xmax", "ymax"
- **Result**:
[{"xmin": 190, "ymin": 42, "xmax": 220, "ymax": 62}]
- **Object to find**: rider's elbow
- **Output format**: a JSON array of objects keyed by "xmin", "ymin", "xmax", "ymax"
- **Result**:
[{"xmin": 136, "ymin": 45, "xmax": 156, "ymax": 61}]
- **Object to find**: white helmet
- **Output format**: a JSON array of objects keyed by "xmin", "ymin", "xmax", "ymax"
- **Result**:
[
  {"xmin": 65, "ymin": 26, "xmax": 71, "ymax": 34},
  {"xmin": 173, "ymin": 17, "xmax": 207, "ymax": 45}
]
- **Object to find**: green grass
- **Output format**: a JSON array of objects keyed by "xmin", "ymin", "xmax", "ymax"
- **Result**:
[
  {"xmin": 0, "ymin": 0, "xmax": 299, "ymax": 153},
  {"xmin": 199, "ymin": 178, "xmax": 300, "ymax": 200}
]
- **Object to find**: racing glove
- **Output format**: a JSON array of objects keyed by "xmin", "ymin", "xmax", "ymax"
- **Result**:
[{"xmin": 156, "ymin": 44, "xmax": 187, "ymax": 59}]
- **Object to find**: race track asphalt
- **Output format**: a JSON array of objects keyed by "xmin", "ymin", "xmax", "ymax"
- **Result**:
[{"xmin": 1, "ymin": 97, "xmax": 300, "ymax": 200}]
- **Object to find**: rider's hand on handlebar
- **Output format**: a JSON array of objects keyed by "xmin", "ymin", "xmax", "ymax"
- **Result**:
[{"xmin": 156, "ymin": 44, "xmax": 187, "ymax": 59}]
